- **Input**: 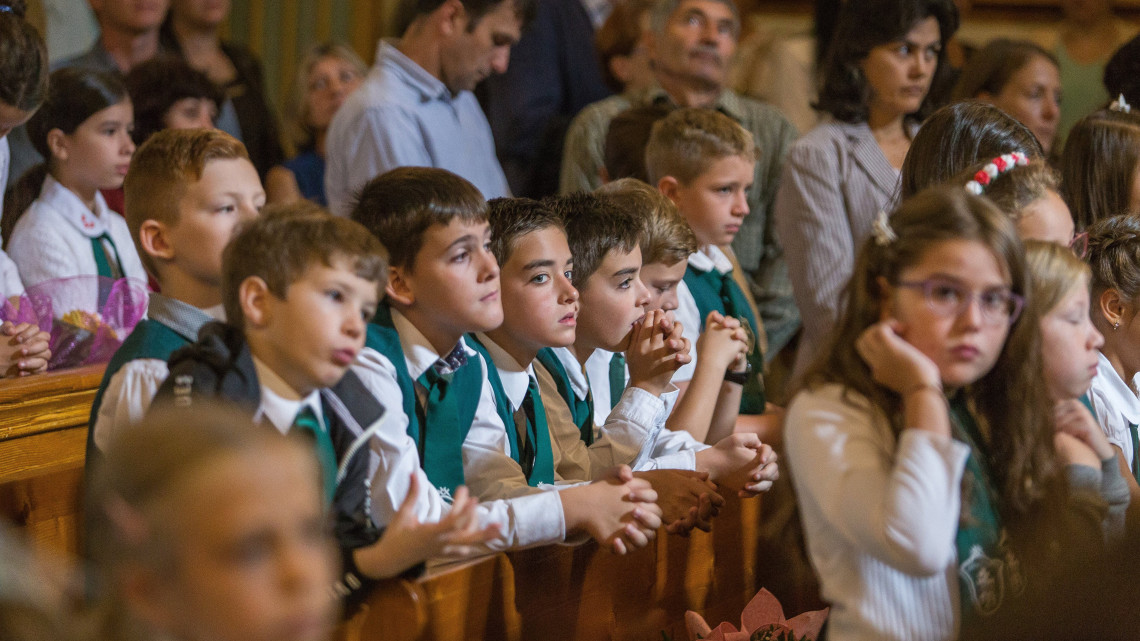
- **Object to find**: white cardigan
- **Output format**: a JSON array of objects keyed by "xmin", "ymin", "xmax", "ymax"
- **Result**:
[{"xmin": 785, "ymin": 383, "xmax": 971, "ymax": 641}]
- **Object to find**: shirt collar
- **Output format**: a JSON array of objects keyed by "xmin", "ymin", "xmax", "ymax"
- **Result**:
[
  {"xmin": 146, "ymin": 292, "xmax": 216, "ymax": 341},
  {"xmin": 376, "ymin": 38, "xmax": 452, "ymax": 102},
  {"xmin": 1096, "ymin": 351, "xmax": 1140, "ymax": 425},
  {"xmin": 551, "ymin": 346, "xmax": 590, "ymax": 401},
  {"xmin": 475, "ymin": 332, "xmax": 533, "ymax": 411},
  {"xmin": 642, "ymin": 84, "xmax": 741, "ymax": 122},
  {"xmin": 390, "ymin": 307, "xmax": 477, "ymax": 380},
  {"xmin": 252, "ymin": 355, "xmax": 324, "ymax": 435},
  {"xmin": 578, "ymin": 0, "xmax": 613, "ymax": 27},
  {"xmin": 687, "ymin": 245, "xmax": 733, "ymax": 275},
  {"xmin": 40, "ymin": 174, "xmax": 112, "ymax": 238}
]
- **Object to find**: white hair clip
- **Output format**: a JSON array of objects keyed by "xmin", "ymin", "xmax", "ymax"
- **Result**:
[
  {"xmin": 1111, "ymin": 93, "xmax": 1132, "ymax": 114},
  {"xmin": 964, "ymin": 152, "xmax": 1029, "ymax": 195},
  {"xmin": 872, "ymin": 210, "xmax": 896, "ymax": 246}
]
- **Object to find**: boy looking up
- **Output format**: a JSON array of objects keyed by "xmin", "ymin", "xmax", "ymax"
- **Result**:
[
  {"xmin": 647, "ymin": 108, "xmax": 780, "ymax": 440},
  {"xmin": 88, "ymin": 129, "xmax": 264, "ymax": 462},
  {"xmin": 352, "ymin": 166, "xmax": 663, "ymax": 555}
]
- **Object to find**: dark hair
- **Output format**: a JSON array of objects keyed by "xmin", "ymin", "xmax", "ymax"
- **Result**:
[
  {"xmin": 395, "ymin": 0, "xmax": 536, "ymax": 35},
  {"xmin": 550, "ymin": 191, "xmax": 642, "ymax": 289},
  {"xmin": 0, "ymin": 0, "xmax": 48, "ymax": 113},
  {"xmin": 487, "ymin": 197, "xmax": 564, "ymax": 267},
  {"xmin": 898, "ymin": 101, "xmax": 1043, "ymax": 201},
  {"xmin": 950, "ymin": 158, "xmax": 1060, "ymax": 223},
  {"xmin": 604, "ymin": 104, "xmax": 672, "ymax": 184},
  {"xmin": 816, "ymin": 0, "xmax": 959, "ymax": 124},
  {"xmin": 1086, "ymin": 214, "xmax": 1140, "ymax": 308},
  {"xmin": 951, "ymin": 39, "xmax": 1058, "ymax": 103},
  {"xmin": 222, "ymin": 205, "xmax": 386, "ymax": 328},
  {"xmin": 351, "ymin": 167, "xmax": 487, "ymax": 270},
  {"xmin": 125, "ymin": 56, "xmax": 223, "ymax": 146},
  {"xmin": 595, "ymin": 0, "xmax": 654, "ymax": 94},
  {"xmin": 1104, "ymin": 33, "xmax": 1140, "ymax": 109},
  {"xmin": 1059, "ymin": 108, "xmax": 1140, "ymax": 230},
  {"xmin": 3, "ymin": 67, "xmax": 129, "ymax": 245}
]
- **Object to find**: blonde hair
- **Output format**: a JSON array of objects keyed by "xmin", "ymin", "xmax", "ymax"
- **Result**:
[
  {"xmin": 597, "ymin": 177, "xmax": 696, "ymax": 266},
  {"xmin": 1086, "ymin": 214, "xmax": 1140, "ymax": 308},
  {"xmin": 1025, "ymin": 240, "xmax": 1090, "ymax": 319},
  {"xmin": 644, "ymin": 108, "xmax": 758, "ymax": 185},
  {"xmin": 286, "ymin": 42, "xmax": 367, "ymax": 153}
]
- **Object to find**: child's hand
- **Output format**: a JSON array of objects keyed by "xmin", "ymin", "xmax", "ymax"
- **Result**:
[
  {"xmin": 633, "ymin": 469, "xmax": 724, "ymax": 535},
  {"xmin": 1054, "ymin": 399, "xmax": 1116, "ymax": 461},
  {"xmin": 1054, "ymin": 431, "xmax": 1102, "ymax": 470},
  {"xmin": 695, "ymin": 433, "xmax": 779, "ymax": 497},
  {"xmin": 695, "ymin": 311, "xmax": 748, "ymax": 372},
  {"xmin": 627, "ymin": 309, "xmax": 689, "ymax": 397},
  {"xmin": 579, "ymin": 465, "xmax": 663, "ymax": 554},
  {"xmin": 1, "ymin": 322, "xmax": 50, "ymax": 377},
  {"xmin": 855, "ymin": 319, "xmax": 941, "ymax": 396}
]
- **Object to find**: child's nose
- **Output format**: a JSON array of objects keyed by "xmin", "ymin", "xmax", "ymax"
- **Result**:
[{"xmin": 634, "ymin": 278, "xmax": 651, "ymax": 308}]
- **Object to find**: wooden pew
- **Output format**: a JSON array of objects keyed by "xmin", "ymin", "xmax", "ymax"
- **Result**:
[{"xmin": 0, "ymin": 364, "xmax": 104, "ymax": 561}]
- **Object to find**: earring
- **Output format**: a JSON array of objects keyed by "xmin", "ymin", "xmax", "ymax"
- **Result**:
[{"xmin": 1114, "ymin": 322, "xmax": 1120, "ymax": 330}]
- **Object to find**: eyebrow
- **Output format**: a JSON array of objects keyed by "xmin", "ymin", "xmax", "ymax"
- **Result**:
[
  {"xmin": 612, "ymin": 267, "xmax": 639, "ymax": 279},
  {"xmin": 523, "ymin": 258, "xmax": 555, "ymax": 270},
  {"xmin": 446, "ymin": 234, "xmax": 477, "ymax": 250}
]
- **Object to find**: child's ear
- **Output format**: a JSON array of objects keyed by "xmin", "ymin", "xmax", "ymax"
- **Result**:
[
  {"xmin": 239, "ymin": 276, "xmax": 273, "ymax": 328},
  {"xmin": 46, "ymin": 128, "xmax": 69, "ymax": 163},
  {"xmin": 657, "ymin": 176, "xmax": 680, "ymax": 203},
  {"xmin": 1099, "ymin": 289, "xmax": 1127, "ymax": 328},
  {"xmin": 138, "ymin": 220, "xmax": 175, "ymax": 262},
  {"xmin": 385, "ymin": 266, "xmax": 415, "ymax": 307}
]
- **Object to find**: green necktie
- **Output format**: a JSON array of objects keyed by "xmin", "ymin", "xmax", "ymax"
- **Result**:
[
  {"xmin": 415, "ymin": 365, "xmax": 466, "ymax": 495},
  {"xmin": 513, "ymin": 376, "xmax": 547, "ymax": 480},
  {"xmin": 1130, "ymin": 423, "xmax": 1140, "ymax": 483},
  {"xmin": 291, "ymin": 406, "xmax": 337, "ymax": 503},
  {"xmin": 90, "ymin": 233, "xmax": 125, "ymax": 280},
  {"xmin": 608, "ymin": 352, "xmax": 626, "ymax": 409}
]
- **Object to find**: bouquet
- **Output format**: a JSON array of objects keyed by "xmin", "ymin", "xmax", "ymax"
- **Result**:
[{"xmin": 684, "ymin": 589, "xmax": 828, "ymax": 641}]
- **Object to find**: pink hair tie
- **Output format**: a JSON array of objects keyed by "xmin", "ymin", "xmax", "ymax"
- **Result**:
[{"xmin": 965, "ymin": 152, "xmax": 1029, "ymax": 195}]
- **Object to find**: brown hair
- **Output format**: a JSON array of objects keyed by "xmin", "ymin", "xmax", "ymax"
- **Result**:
[
  {"xmin": 802, "ymin": 186, "xmax": 1055, "ymax": 529},
  {"xmin": 1086, "ymin": 214, "xmax": 1140, "ymax": 313},
  {"xmin": 222, "ymin": 204, "xmax": 386, "ymax": 328},
  {"xmin": 595, "ymin": 0, "xmax": 654, "ymax": 93},
  {"xmin": 1059, "ymin": 109, "xmax": 1140, "ymax": 230},
  {"xmin": 285, "ymin": 42, "xmax": 366, "ymax": 153},
  {"xmin": 951, "ymin": 158, "xmax": 1059, "ymax": 222},
  {"xmin": 0, "ymin": 0, "xmax": 48, "ymax": 113},
  {"xmin": 604, "ymin": 104, "xmax": 672, "ymax": 184},
  {"xmin": 597, "ymin": 177, "xmax": 696, "ymax": 266},
  {"xmin": 350, "ymin": 167, "xmax": 487, "ymax": 270},
  {"xmin": 487, "ymin": 197, "xmax": 564, "ymax": 266},
  {"xmin": 951, "ymin": 39, "xmax": 1058, "ymax": 103},
  {"xmin": 1025, "ymin": 239, "xmax": 1090, "ymax": 321},
  {"xmin": 645, "ymin": 107, "xmax": 758, "ymax": 185},
  {"xmin": 124, "ymin": 128, "xmax": 251, "ymax": 278},
  {"xmin": 550, "ymin": 191, "xmax": 642, "ymax": 289}
]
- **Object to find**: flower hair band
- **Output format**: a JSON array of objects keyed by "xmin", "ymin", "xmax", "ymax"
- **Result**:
[
  {"xmin": 872, "ymin": 209, "xmax": 896, "ymax": 246},
  {"xmin": 1111, "ymin": 93, "xmax": 1132, "ymax": 114},
  {"xmin": 964, "ymin": 152, "xmax": 1029, "ymax": 195}
]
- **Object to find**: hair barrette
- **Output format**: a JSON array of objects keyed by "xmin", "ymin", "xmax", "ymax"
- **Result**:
[
  {"xmin": 1110, "ymin": 93, "xmax": 1132, "ymax": 114},
  {"xmin": 872, "ymin": 209, "xmax": 896, "ymax": 246},
  {"xmin": 964, "ymin": 152, "xmax": 1029, "ymax": 195}
]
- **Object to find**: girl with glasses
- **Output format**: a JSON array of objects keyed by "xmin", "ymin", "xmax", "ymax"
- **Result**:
[{"xmin": 785, "ymin": 186, "xmax": 1113, "ymax": 640}]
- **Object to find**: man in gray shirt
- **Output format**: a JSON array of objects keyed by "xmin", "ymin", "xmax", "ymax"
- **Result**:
[{"xmin": 325, "ymin": 0, "xmax": 532, "ymax": 213}]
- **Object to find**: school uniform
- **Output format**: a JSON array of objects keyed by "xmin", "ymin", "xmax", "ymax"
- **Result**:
[
  {"xmin": 8, "ymin": 175, "xmax": 147, "ymax": 292},
  {"xmin": 0, "ymin": 250, "xmax": 23, "ymax": 300},
  {"xmin": 1087, "ymin": 351, "xmax": 1140, "ymax": 483},
  {"xmin": 539, "ymin": 345, "xmax": 707, "ymax": 476},
  {"xmin": 674, "ymin": 245, "xmax": 766, "ymax": 414},
  {"xmin": 353, "ymin": 305, "xmax": 568, "ymax": 549}
]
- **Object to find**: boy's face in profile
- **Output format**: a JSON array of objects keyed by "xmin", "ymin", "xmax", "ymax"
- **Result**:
[
  {"xmin": 391, "ymin": 219, "xmax": 503, "ymax": 348},
  {"xmin": 247, "ymin": 257, "xmax": 378, "ymax": 396},
  {"xmin": 498, "ymin": 226, "xmax": 578, "ymax": 354},
  {"xmin": 640, "ymin": 259, "xmax": 688, "ymax": 312},
  {"xmin": 665, "ymin": 155, "xmax": 754, "ymax": 247},
  {"xmin": 576, "ymin": 246, "xmax": 650, "ymax": 353},
  {"xmin": 164, "ymin": 157, "xmax": 264, "ymax": 287}
]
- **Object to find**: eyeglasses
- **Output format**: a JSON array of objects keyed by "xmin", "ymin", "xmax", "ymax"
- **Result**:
[
  {"xmin": 1069, "ymin": 232, "xmax": 1089, "ymax": 259},
  {"xmin": 895, "ymin": 278, "xmax": 1024, "ymax": 325}
]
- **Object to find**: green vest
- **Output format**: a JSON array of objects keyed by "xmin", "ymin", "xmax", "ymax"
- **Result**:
[
  {"xmin": 535, "ymin": 348, "xmax": 594, "ymax": 445},
  {"xmin": 365, "ymin": 305, "xmax": 480, "ymax": 497},
  {"xmin": 466, "ymin": 335, "xmax": 555, "ymax": 486},
  {"xmin": 682, "ymin": 264, "xmax": 766, "ymax": 413}
]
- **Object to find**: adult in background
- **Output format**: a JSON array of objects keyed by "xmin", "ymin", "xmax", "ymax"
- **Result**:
[
  {"xmin": 774, "ymin": 0, "xmax": 958, "ymax": 380},
  {"xmin": 560, "ymin": 0, "xmax": 800, "ymax": 356},
  {"xmin": 160, "ymin": 0, "xmax": 284, "ymax": 179},
  {"xmin": 481, "ymin": 0, "xmax": 615, "ymax": 199},
  {"xmin": 325, "ymin": 0, "xmax": 532, "ymax": 214}
]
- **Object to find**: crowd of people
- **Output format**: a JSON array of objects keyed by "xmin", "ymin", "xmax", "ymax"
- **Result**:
[{"xmin": 4, "ymin": 0, "xmax": 1140, "ymax": 639}]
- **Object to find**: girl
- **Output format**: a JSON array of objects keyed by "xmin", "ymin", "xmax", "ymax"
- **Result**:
[
  {"xmin": 774, "ymin": 0, "xmax": 958, "ymax": 378},
  {"xmin": 951, "ymin": 39, "xmax": 1062, "ymax": 155},
  {"xmin": 786, "ymin": 186, "xmax": 1109, "ymax": 640},
  {"xmin": 126, "ymin": 57, "xmax": 223, "ymax": 146},
  {"xmin": 5, "ymin": 68, "xmax": 147, "ymax": 295},
  {"xmin": 953, "ymin": 154, "xmax": 1077, "ymax": 247},
  {"xmin": 1059, "ymin": 107, "xmax": 1140, "ymax": 230},
  {"xmin": 265, "ymin": 43, "xmax": 365, "ymax": 206},
  {"xmin": 1085, "ymin": 215, "xmax": 1140, "ymax": 520}
]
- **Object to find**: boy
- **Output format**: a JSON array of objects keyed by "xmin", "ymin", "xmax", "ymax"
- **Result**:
[
  {"xmin": 88, "ymin": 128, "xmax": 264, "ymax": 462},
  {"xmin": 646, "ymin": 108, "xmax": 775, "ymax": 436},
  {"xmin": 351, "ymin": 167, "xmax": 663, "ymax": 556},
  {"xmin": 538, "ymin": 191, "xmax": 779, "ymax": 501},
  {"xmin": 152, "ymin": 208, "xmax": 498, "ymax": 593}
]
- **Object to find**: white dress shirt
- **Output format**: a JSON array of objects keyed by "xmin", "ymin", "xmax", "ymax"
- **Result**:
[
  {"xmin": 673, "ymin": 245, "xmax": 736, "ymax": 385},
  {"xmin": 1087, "ymin": 350, "xmax": 1140, "ymax": 471}
]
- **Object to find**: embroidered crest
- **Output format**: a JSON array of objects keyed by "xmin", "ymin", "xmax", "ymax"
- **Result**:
[
  {"xmin": 959, "ymin": 544, "xmax": 1005, "ymax": 616},
  {"xmin": 438, "ymin": 485, "xmax": 453, "ymax": 504}
]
